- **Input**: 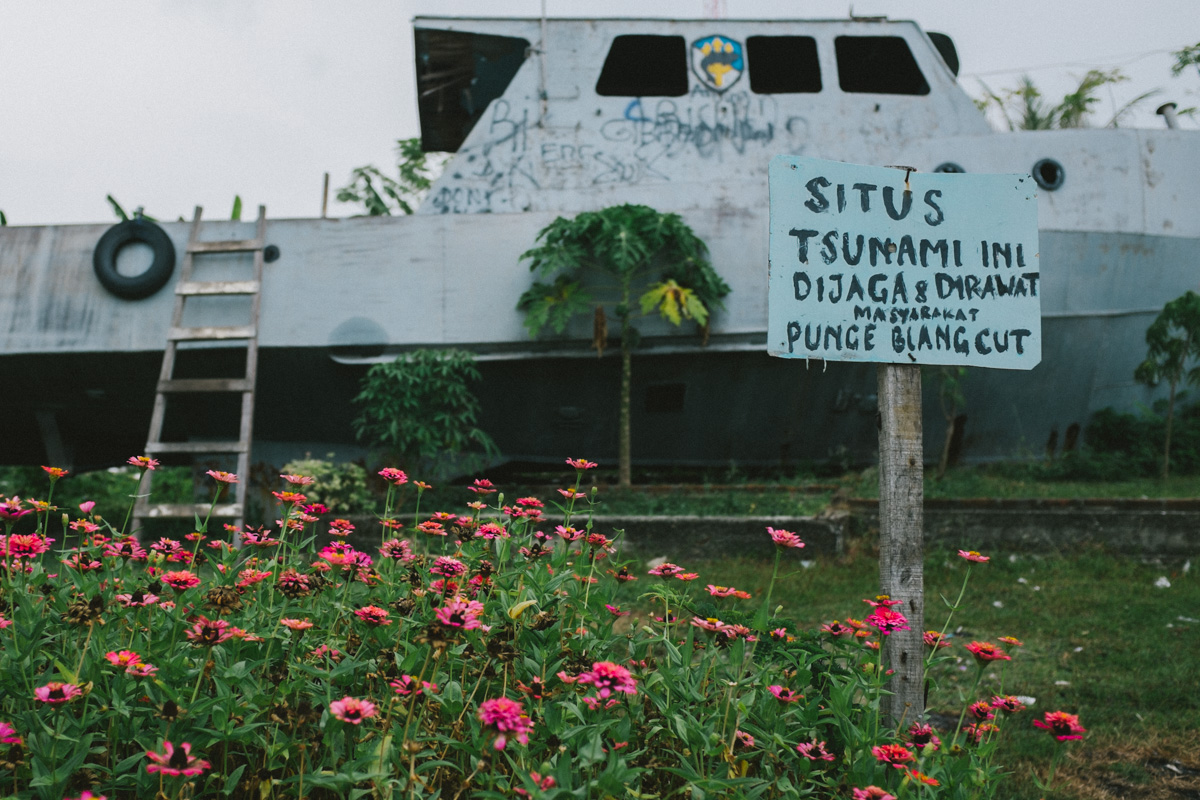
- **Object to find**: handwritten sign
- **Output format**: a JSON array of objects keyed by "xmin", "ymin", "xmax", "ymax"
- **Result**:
[{"xmin": 768, "ymin": 156, "xmax": 1040, "ymax": 369}]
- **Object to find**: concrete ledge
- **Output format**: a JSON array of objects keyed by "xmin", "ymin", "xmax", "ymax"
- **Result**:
[{"xmin": 848, "ymin": 499, "xmax": 1200, "ymax": 556}]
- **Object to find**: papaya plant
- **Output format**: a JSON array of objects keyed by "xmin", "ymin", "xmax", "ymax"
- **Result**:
[{"xmin": 518, "ymin": 204, "xmax": 730, "ymax": 486}]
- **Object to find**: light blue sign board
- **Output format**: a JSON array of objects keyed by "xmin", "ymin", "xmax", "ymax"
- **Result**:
[{"xmin": 768, "ymin": 156, "xmax": 1040, "ymax": 369}]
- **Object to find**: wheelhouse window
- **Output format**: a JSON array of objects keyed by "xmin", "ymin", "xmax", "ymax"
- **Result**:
[
  {"xmin": 596, "ymin": 35, "xmax": 688, "ymax": 96},
  {"xmin": 747, "ymin": 35, "xmax": 821, "ymax": 94},
  {"xmin": 835, "ymin": 36, "xmax": 929, "ymax": 95}
]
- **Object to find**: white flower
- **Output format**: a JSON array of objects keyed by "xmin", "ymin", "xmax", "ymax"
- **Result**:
[{"xmin": 1155, "ymin": 576, "xmax": 1171, "ymax": 589}]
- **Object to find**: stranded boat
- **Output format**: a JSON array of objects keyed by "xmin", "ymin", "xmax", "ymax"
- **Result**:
[{"xmin": 2, "ymin": 16, "xmax": 1196, "ymax": 471}]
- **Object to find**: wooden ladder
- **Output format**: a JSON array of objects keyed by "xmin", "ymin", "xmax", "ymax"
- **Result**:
[{"xmin": 132, "ymin": 205, "xmax": 267, "ymax": 534}]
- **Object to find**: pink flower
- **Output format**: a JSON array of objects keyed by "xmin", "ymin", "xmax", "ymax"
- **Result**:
[
  {"xmin": 205, "ymin": 470, "xmax": 238, "ymax": 484},
  {"xmin": 515, "ymin": 771, "xmax": 556, "ymax": 798},
  {"xmin": 160, "ymin": 570, "xmax": 201, "ymax": 591},
  {"xmin": 4, "ymin": 533, "xmax": 53, "ymax": 558},
  {"xmin": 647, "ymin": 562, "xmax": 684, "ymax": 577},
  {"xmin": 475, "ymin": 522, "xmax": 508, "ymax": 540},
  {"xmin": 852, "ymin": 788, "xmax": 896, "ymax": 800},
  {"xmin": 992, "ymin": 695, "xmax": 1027, "ymax": 714},
  {"xmin": 795, "ymin": 740, "xmax": 836, "ymax": 761},
  {"xmin": 127, "ymin": 456, "xmax": 160, "ymax": 470},
  {"xmin": 379, "ymin": 538, "xmax": 415, "ymax": 562},
  {"xmin": 706, "ymin": 584, "xmax": 751, "ymax": 599},
  {"xmin": 604, "ymin": 604, "xmax": 630, "ymax": 617},
  {"xmin": 906, "ymin": 722, "xmax": 942, "ymax": 751},
  {"xmin": 281, "ymin": 618, "xmax": 313, "ymax": 631},
  {"xmin": 924, "ymin": 630, "xmax": 950, "ymax": 649},
  {"xmin": 468, "ymin": 478, "xmax": 497, "ymax": 495},
  {"xmin": 767, "ymin": 527, "xmax": 805, "ymax": 549},
  {"xmin": 965, "ymin": 641, "xmax": 1011, "ymax": 664},
  {"xmin": 430, "ymin": 556, "xmax": 468, "ymax": 578},
  {"xmin": 822, "ymin": 621, "xmax": 854, "ymax": 637},
  {"xmin": 675, "ymin": 572, "xmax": 700, "ymax": 581},
  {"xmin": 768, "ymin": 685, "xmax": 803, "ymax": 703},
  {"xmin": 436, "ymin": 596, "xmax": 485, "ymax": 630},
  {"xmin": 734, "ymin": 730, "xmax": 755, "ymax": 749},
  {"xmin": 958, "ymin": 549, "xmax": 989, "ymax": 563},
  {"xmin": 968, "ymin": 701, "xmax": 995, "ymax": 721},
  {"xmin": 872, "ymin": 743, "xmax": 914, "ymax": 769},
  {"xmin": 34, "ymin": 682, "xmax": 82, "ymax": 704},
  {"xmin": 78, "ymin": 500, "xmax": 96, "ymax": 514},
  {"xmin": 998, "ymin": 635, "xmax": 1024, "ymax": 648},
  {"xmin": 477, "ymin": 697, "xmax": 534, "ymax": 750},
  {"xmin": 237, "ymin": 568, "xmax": 273, "ymax": 588},
  {"xmin": 126, "ymin": 662, "xmax": 158, "ymax": 677},
  {"xmin": 329, "ymin": 696, "xmax": 377, "ymax": 724},
  {"xmin": 42, "ymin": 466, "xmax": 69, "ymax": 480},
  {"xmin": 866, "ymin": 606, "xmax": 910, "ymax": 636},
  {"xmin": 280, "ymin": 473, "xmax": 314, "ymax": 486},
  {"xmin": 145, "ymin": 740, "xmax": 211, "ymax": 776},
  {"xmin": 516, "ymin": 496, "xmax": 544, "ymax": 508},
  {"xmin": 963, "ymin": 722, "xmax": 999, "ymax": 744},
  {"xmin": 66, "ymin": 791, "xmax": 107, "ymax": 800},
  {"xmin": 353, "ymin": 605, "xmax": 391, "ymax": 626},
  {"xmin": 576, "ymin": 661, "xmax": 638, "ymax": 699},
  {"xmin": 390, "ymin": 675, "xmax": 439, "ymax": 696},
  {"xmin": 378, "ymin": 468, "xmax": 408, "ymax": 485},
  {"xmin": 417, "ymin": 521, "xmax": 446, "ymax": 537},
  {"xmin": 0, "ymin": 721, "xmax": 22, "ymax": 744},
  {"xmin": 114, "ymin": 590, "xmax": 158, "ymax": 607},
  {"xmin": 0, "ymin": 497, "xmax": 33, "ymax": 522},
  {"xmin": 1033, "ymin": 711, "xmax": 1087, "ymax": 741},
  {"xmin": 566, "ymin": 458, "xmax": 598, "ymax": 470},
  {"xmin": 329, "ymin": 519, "xmax": 355, "ymax": 536},
  {"xmin": 104, "ymin": 650, "xmax": 141, "ymax": 668},
  {"xmin": 185, "ymin": 616, "xmax": 234, "ymax": 646}
]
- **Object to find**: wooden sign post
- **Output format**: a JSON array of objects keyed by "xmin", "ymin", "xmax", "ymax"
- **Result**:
[{"xmin": 767, "ymin": 156, "xmax": 1040, "ymax": 723}]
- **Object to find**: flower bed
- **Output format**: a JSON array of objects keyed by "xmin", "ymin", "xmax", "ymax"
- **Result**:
[{"xmin": 0, "ymin": 461, "xmax": 1082, "ymax": 799}]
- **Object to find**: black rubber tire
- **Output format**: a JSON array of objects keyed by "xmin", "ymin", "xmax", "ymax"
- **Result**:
[{"xmin": 92, "ymin": 219, "xmax": 176, "ymax": 300}]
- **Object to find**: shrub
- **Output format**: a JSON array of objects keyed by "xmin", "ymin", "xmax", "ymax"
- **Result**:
[
  {"xmin": 279, "ymin": 455, "xmax": 371, "ymax": 513},
  {"xmin": 351, "ymin": 349, "xmax": 498, "ymax": 476}
]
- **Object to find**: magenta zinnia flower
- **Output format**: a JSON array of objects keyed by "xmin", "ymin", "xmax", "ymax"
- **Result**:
[
  {"xmin": 477, "ymin": 697, "xmax": 534, "ymax": 750},
  {"xmin": 866, "ymin": 606, "xmax": 910, "ymax": 636},
  {"xmin": 795, "ymin": 740, "xmax": 836, "ymax": 761},
  {"xmin": 127, "ymin": 456, "xmax": 160, "ymax": 470},
  {"xmin": 468, "ymin": 478, "xmax": 496, "ymax": 494},
  {"xmin": 0, "ymin": 721, "xmax": 22, "ymax": 744},
  {"xmin": 435, "ymin": 596, "xmax": 485, "ymax": 629},
  {"xmin": 104, "ymin": 650, "xmax": 141, "ymax": 668},
  {"xmin": 34, "ymin": 682, "xmax": 82, "ymax": 704},
  {"xmin": 852, "ymin": 788, "xmax": 896, "ymax": 800},
  {"xmin": 145, "ymin": 740, "xmax": 211, "ymax": 776},
  {"xmin": 957, "ymin": 549, "xmax": 989, "ymax": 563},
  {"xmin": 768, "ymin": 685, "xmax": 803, "ymax": 703},
  {"xmin": 430, "ymin": 556, "xmax": 468, "ymax": 578},
  {"xmin": 965, "ymin": 641, "xmax": 1011, "ymax": 664},
  {"xmin": 906, "ymin": 722, "xmax": 942, "ymax": 751},
  {"xmin": 391, "ymin": 675, "xmax": 439, "ymax": 696},
  {"xmin": 185, "ymin": 615, "xmax": 234, "ymax": 646},
  {"xmin": 329, "ymin": 696, "xmax": 377, "ymax": 724},
  {"xmin": 767, "ymin": 527, "xmax": 805, "ymax": 548},
  {"xmin": 378, "ymin": 467, "xmax": 408, "ymax": 485},
  {"xmin": 872, "ymin": 743, "xmax": 915, "ymax": 769},
  {"xmin": 566, "ymin": 458, "xmax": 598, "ymax": 470},
  {"xmin": 1033, "ymin": 710, "xmax": 1086, "ymax": 741},
  {"xmin": 160, "ymin": 570, "xmax": 201, "ymax": 591},
  {"xmin": 576, "ymin": 661, "xmax": 638, "ymax": 699},
  {"xmin": 205, "ymin": 470, "xmax": 238, "ymax": 484},
  {"xmin": 353, "ymin": 605, "xmax": 391, "ymax": 626}
]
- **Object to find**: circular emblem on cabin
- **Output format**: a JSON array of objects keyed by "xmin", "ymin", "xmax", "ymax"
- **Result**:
[{"xmin": 691, "ymin": 35, "xmax": 744, "ymax": 93}]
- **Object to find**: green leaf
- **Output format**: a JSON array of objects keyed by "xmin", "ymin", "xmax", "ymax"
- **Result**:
[{"xmin": 231, "ymin": 194, "xmax": 243, "ymax": 221}]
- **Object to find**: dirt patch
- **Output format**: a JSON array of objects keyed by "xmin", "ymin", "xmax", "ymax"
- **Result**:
[{"xmin": 1046, "ymin": 737, "xmax": 1200, "ymax": 800}]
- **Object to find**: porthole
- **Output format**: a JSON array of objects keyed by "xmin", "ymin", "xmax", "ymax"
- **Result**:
[
  {"xmin": 933, "ymin": 162, "xmax": 964, "ymax": 174},
  {"xmin": 1032, "ymin": 158, "xmax": 1064, "ymax": 191}
]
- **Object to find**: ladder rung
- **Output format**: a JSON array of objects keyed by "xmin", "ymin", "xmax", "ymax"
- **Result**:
[
  {"xmin": 158, "ymin": 378, "xmax": 252, "ymax": 393},
  {"xmin": 141, "ymin": 503, "xmax": 243, "ymax": 519},
  {"xmin": 169, "ymin": 325, "xmax": 256, "ymax": 341},
  {"xmin": 146, "ymin": 441, "xmax": 248, "ymax": 454},
  {"xmin": 176, "ymin": 280, "xmax": 260, "ymax": 296},
  {"xmin": 187, "ymin": 239, "xmax": 263, "ymax": 254}
]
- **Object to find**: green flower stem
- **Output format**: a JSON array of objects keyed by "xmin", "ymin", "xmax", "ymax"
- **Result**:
[
  {"xmin": 927, "ymin": 564, "xmax": 973, "ymax": 669},
  {"xmin": 952, "ymin": 663, "xmax": 986, "ymax": 746}
]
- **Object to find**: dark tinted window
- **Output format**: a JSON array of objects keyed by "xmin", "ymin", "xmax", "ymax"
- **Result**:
[
  {"xmin": 835, "ymin": 36, "xmax": 929, "ymax": 95},
  {"xmin": 747, "ymin": 36, "xmax": 821, "ymax": 94},
  {"xmin": 645, "ymin": 383, "xmax": 687, "ymax": 413},
  {"xmin": 596, "ymin": 35, "xmax": 688, "ymax": 96},
  {"xmin": 415, "ymin": 29, "xmax": 530, "ymax": 152}
]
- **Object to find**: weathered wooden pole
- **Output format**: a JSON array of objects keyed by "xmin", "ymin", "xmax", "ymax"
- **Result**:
[{"xmin": 877, "ymin": 363, "xmax": 925, "ymax": 726}]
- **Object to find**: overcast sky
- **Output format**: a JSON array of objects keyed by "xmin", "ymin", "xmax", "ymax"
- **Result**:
[{"xmin": 2, "ymin": 0, "xmax": 1195, "ymax": 225}]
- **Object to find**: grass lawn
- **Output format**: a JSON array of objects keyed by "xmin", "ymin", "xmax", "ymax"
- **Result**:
[{"xmin": 704, "ymin": 546, "xmax": 1200, "ymax": 799}]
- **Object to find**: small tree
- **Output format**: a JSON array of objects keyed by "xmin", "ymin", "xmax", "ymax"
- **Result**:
[
  {"xmin": 352, "ymin": 349, "xmax": 498, "ymax": 475},
  {"xmin": 337, "ymin": 138, "xmax": 447, "ymax": 216},
  {"xmin": 1134, "ymin": 291, "xmax": 1200, "ymax": 479},
  {"xmin": 518, "ymin": 204, "xmax": 730, "ymax": 487},
  {"xmin": 976, "ymin": 69, "xmax": 1156, "ymax": 130}
]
